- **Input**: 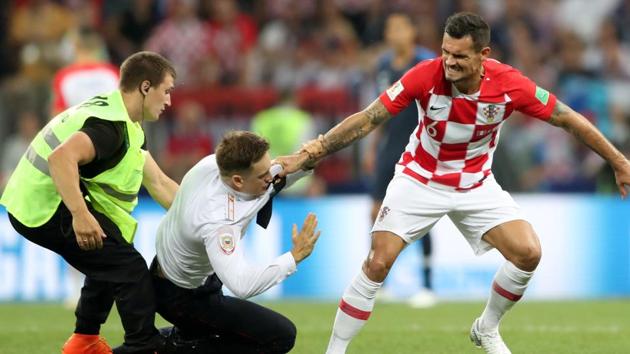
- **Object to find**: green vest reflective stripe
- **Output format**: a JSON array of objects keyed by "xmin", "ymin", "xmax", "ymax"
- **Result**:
[{"xmin": 0, "ymin": 90, "xmax": 145, "ymax": 243}]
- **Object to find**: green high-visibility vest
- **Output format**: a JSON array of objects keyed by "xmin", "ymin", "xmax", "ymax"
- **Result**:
[{"xmin": 0, "ymin": 90, "xmax": 145, "ymax": 243}]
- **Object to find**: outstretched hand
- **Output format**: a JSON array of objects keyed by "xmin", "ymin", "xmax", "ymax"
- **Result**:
[
  {"xmin": 290, "ymin": 213, "xmax": 321, "ymax": 263},
  {"xmin": 274, "ymin": 153, "xmax": 310, "ymax": 177}
]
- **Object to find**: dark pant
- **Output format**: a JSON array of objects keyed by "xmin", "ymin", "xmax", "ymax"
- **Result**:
[
  {"xmin": 8, "ymin": 204, "xmax": 161, "ymax": 353},
  {"xmin": 151, "ymin": 259, "xmax": 296, "ymax": 354}
]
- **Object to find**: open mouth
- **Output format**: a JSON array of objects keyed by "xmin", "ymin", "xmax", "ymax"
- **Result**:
[{"xmin": 446, "ymin": 66, "xmax": 461, "ymax": 73}]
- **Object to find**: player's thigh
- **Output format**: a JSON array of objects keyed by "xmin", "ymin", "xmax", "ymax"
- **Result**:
[
  {"xmin": 372, "ymin": 175, "xmax": 449, "ymax": 244},
  {"xmin": 193, "ymin": 294, "xmax": 294, "ymax": 340},
  {"xmin": 448, "ymin": 176, "xmax": 527, "ymax": 256},
  {"xmin": 482, "ymin": 219, "xmax": 541, "ymax": 267}
]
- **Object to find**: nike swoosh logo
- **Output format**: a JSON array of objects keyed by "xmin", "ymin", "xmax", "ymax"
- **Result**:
[{"xmin": 429, "ymin": 105, "xmax": 447, "ymax": 111}]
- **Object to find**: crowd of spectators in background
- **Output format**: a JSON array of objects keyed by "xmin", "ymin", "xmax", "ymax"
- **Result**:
[{"xmin": 1, "ymin": 0, "xmax": 629, "ymax": 195}]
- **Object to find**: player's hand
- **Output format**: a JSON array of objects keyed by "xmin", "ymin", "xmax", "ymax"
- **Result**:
[
  {"xmin": 275, "ymin": 153, "xmax": 311, "ymax": 177},
  {"xmin": 72, "ymin": 210, "xmax": 107, "ymax": 250},
  {"xmin": 290, "ymin": 213, "xmax": 321, "ymax": 263},
  {"xmin": 299, "ymin": 134, "xmax": 326, "ymax": 159}
]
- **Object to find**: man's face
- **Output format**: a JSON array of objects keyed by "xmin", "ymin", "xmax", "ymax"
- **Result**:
[
  {"xmin": 143, "ymin": 74, "xmax": 174, "ymax": 121},
  {"xmin": 441, "ymin": 33, "xmax": 488, "ymax": 83},
  {"xmin": 238, "ymin": 152, "xmax": 273, "ymax": 197},
  {"xmin": 385, "ymin": 14, "xmax": 415, "ymax": 50}
]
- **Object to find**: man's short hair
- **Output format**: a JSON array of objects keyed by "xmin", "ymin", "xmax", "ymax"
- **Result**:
[
  {"xmin": 387, "ymin": 11, "xmax": 415, "ymax": 27},
  {"xmin": 119, "ymin": 51, "xmax": 176, "ymax": 93},
  {"xmin": 216, "ymin": 131, "xmax": 270, "ymax": 176},
  {"xmin": 444, "ymin": 12, "xmax": 490, "ymax": 52}
]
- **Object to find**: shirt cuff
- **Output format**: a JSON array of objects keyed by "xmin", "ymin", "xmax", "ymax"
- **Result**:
[{"xmin": 280, "ymin": 251, "xmax": 297, "ymax": 276}]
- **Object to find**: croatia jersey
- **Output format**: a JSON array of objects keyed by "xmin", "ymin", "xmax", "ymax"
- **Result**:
[
  {"xmin": 379, "ymin": 57, "xmax": 557, "ymax": 191},
  {"xmin": 52, "ymin": 62, "xmax": 119, "ymax": 113}
]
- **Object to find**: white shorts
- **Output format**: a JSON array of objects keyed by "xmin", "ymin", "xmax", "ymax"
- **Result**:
[{"xmin": 371, "ymin": 173, "xmax": 525, "ymax": 255}]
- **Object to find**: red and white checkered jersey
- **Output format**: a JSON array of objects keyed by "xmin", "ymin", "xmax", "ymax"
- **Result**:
[
  {"xmin": 379, "ymin": 57, "xmax": 557, "ymax": 191},
  {"xmin": 52, "ymin": 62, "xmax": 119, "ymax": 113}
]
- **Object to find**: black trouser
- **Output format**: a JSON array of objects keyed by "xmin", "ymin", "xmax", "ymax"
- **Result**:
[
  {"xmin": 151, "ymin": 259, "xmax": 296, "ymax": 354},
  {"xmin": 8, "ymin": 204, "xmax": 161, "ymax": 353}
]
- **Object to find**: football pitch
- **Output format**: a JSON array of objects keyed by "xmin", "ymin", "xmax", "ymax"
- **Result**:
[{"xmin": 1, "ymin": 300, "xmax": 629, "ymax": 353}]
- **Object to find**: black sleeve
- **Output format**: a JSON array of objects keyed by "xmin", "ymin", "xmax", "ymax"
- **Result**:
[{"xmin": 80, "ymin": 117, "xmax": 126, "ymax": 162}]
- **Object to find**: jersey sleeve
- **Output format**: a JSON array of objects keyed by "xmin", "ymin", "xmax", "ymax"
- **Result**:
[
  {"xmin": 80, "ymin": 117, "xmax": 126, "ymax": 161},
  {"xmin": 202, "ymin": 224, "xmax": 296, "ymax": 299},
  {"xmin": 378, "ymin": 60, "xmax": 430, "ymax": 116},
  {"xmin": 504, "ymin": 69, "xmax": 557, "ymax": 121}
]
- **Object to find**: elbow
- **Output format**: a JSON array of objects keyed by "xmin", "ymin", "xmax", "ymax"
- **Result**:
[
  {"xmin": 225, "ymin": 280, "xmax": 254, "ymax": 299},
  {"xmin": 47, "ymin": 146, "xmax": 67, "ymax": 170},
  {"xmin": 230, "ymin": 286, "xmax": 254, "ymax": 299}
]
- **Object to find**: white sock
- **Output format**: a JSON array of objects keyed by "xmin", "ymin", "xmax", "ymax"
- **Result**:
[
  {"xmin": 479, "ymin": 261, "xmax": 534, "ymax": 332},
  {"xmin": 326, "ymin": 270, "xmax": 382, "ymax": 354}
]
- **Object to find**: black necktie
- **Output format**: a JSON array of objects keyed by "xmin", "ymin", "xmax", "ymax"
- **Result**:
[{"xmin": 256, "ymin": 176, "xmax": 287, "ymax": 229}]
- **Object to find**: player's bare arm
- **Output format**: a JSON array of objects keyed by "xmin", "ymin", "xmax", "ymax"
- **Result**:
[
  {"xmin": 275, "ymin": 99, "xmax": 391, "ymax": 176},
  {"xmin": 303, "ymin": 99, "xmax": 391, "ymax": 162},
  {"xmin": 548, "ymin": 99, "xmax": 630, "ymax": 197}
]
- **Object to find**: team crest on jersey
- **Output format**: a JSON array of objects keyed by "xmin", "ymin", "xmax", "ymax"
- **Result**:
[
  {"xmin": 482, "ymin": 104, "xmax": 500, "ymax": 123},
  {"xmin": 219, "ymin": 233, "xmax": 235, "ymax": 255},
  {"xmin": 217, "ymin": 225, "xmax": 236, "ymax": 255},
  {"xmin": 378, "ymin": 206, "xmax": 391, "ymax": 223}
]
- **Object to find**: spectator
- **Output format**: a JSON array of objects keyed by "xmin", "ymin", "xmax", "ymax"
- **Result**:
[
  {"xmin": 145, "ymin": 0, "xmax": 211, "ymax": 85},
  {"xmin": 0, "ymin": 110, "xmax": 40, "ymax": 191},
  {"xmin": 205, "ymin": 0, "xmax": 258, "ymax": 85},
  {"xmin": 161, "ymin": 100, "xmax": 213, "ymax": 183},
  {"xmin": 252, "ymin": 89, "xmax": 326, "ymax": 196},
  {"xmin": 51, "ymin": 27, "xmax": 119, "ymax": 116}
]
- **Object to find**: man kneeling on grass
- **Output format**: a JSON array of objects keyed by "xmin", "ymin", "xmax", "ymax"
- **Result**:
[{"xmin": 152, "ymin": 131, "xmax": 321, "ymax": 353}]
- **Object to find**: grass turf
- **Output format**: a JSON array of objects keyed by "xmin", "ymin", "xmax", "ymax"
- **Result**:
[{"xmin": 0, "ymin": 300, "xmax": 629, "ymax": 353}]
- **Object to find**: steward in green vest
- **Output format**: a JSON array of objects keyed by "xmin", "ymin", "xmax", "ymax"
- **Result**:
[
  {"xmin": 0, "ymin": 51, "xmax": 179, "ymax": 354},
  {"xmin": 2, "ymin": 90, "xmax": 144, "ymax": 243}
]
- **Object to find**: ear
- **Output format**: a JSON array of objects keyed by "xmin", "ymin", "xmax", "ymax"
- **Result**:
[
  {"xmin": 231, "ymin": 174, "xmax": 244, "ymax": 190},
  {"xmin": 141, "ymin": 80, "xmax": 151, "ymax": 95},
  {"xmin": 480, "ymin": 46, "xmax": 491, "ymax": 59}
]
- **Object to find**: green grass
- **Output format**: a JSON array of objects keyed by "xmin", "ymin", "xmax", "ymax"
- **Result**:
[{"xmin": 1, "ymin": 300, "xmax": 629, "ymax": 353}]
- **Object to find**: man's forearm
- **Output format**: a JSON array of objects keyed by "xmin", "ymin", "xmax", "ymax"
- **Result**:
[
  {"xmin": 305, "ymin": 99, "xmax": 391, "ymax": 162},
  {"xmin": 147, "ymin": 176, "xmax": 178, "ymax": 210},
  {"xmin": 550, "ymin": 102, "xmax": 627, "ymax": 168}
]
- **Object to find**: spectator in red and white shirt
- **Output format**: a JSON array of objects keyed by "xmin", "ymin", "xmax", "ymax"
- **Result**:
[
  {"xmin": 205, "ymin": 0, "xmax": 257, "ymax": 85},
  {"xmin": 277, "ymin": 12, "xmax": 630, "ymax": 354},
  {"xmin": 144, "ymin": 0, "xmax": 210, "ymax": 85},
  {"xmin": 51, "ymin": 27, "xmax": 119, "ymax": 116}
]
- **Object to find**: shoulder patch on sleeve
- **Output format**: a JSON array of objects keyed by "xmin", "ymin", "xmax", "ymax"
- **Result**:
[
  {"xmin": 535, "ymin": 86, "xmax": 549, "ymax": 105},
  {"xmin": 217, "ymin": 225, "xmax": 236, "ymax": 255},
  {"xmin": 386, "ymin": 80, "xmax": 404, "ymax": 101}
]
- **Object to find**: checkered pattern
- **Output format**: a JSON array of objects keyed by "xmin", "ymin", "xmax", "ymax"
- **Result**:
[{"xmin": 380, "ymin": 58, "xmax": 556, "ymax": 191}]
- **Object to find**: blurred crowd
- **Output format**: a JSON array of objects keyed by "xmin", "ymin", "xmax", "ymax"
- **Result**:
[{"xmin": 1, "ymin": 0, "xmax": 629, "ymax": 195}]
